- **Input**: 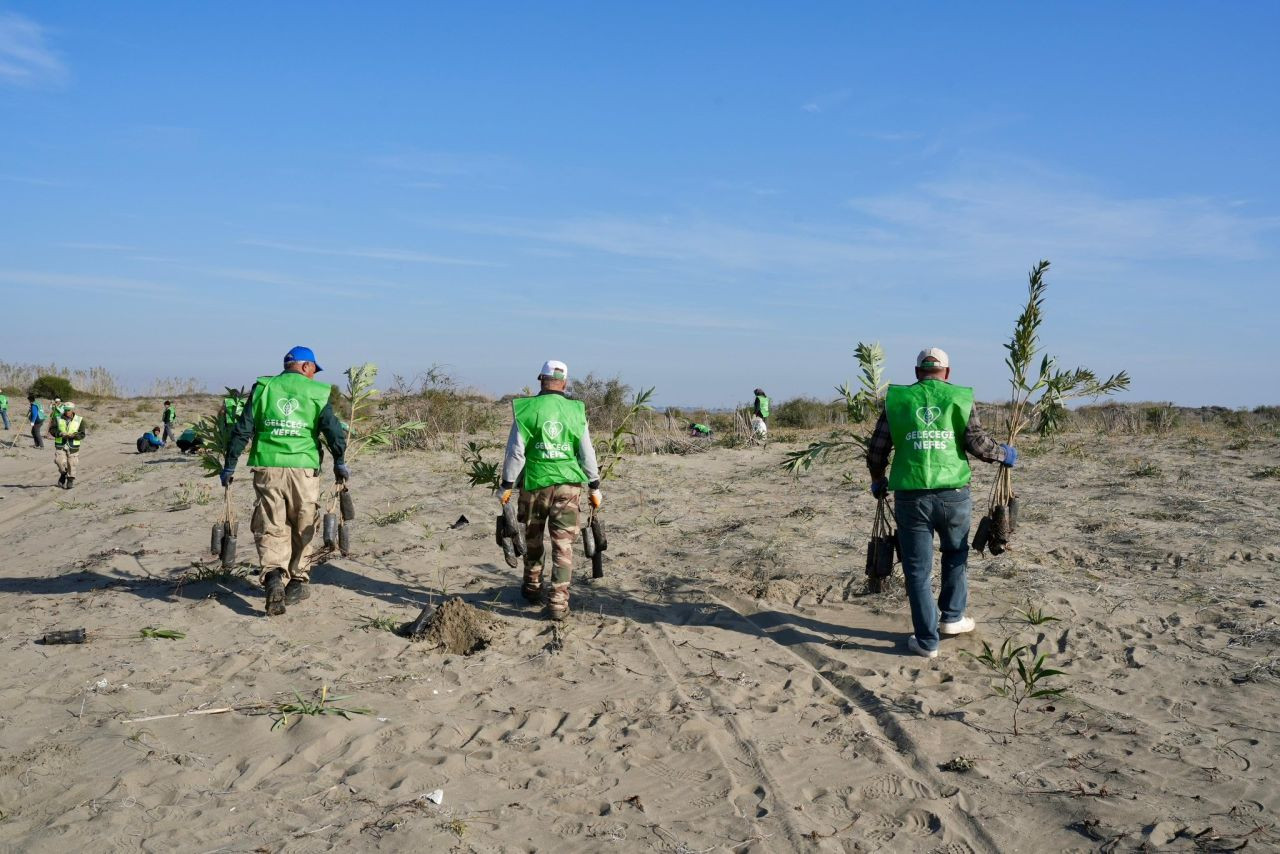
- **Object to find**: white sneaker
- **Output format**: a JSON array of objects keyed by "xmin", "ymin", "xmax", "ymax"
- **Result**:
[
  {"xmin": 907, "ymin": 636, "xmax": 938, "ymax": 659},
  {"xmin": 940, "ymin": 616, "xmax": 976, "ymax": 635}
]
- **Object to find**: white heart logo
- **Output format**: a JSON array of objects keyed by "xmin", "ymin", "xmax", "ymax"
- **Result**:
[
  {"xmin": 916, "ymin": 406, "xmax": 941, "ymax": 425},
  {"xmin": 543, "ymin": 420, "xmax": 563, "ymax": 440},
  {"xmin": 276, "ymin": 398, "xmax": 300, "ymax": 417}
]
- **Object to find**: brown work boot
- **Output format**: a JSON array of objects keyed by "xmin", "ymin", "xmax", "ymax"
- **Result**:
[
  {"xmin": 521, "ymin": 564, "xmax": 543, "ymax": 603},
  {"xmin": 548, "ymin": 583, "xmax": 570, "ymax": 621},
  {"xmin": 263, "ymin": 569, "xmax": 287, "ymax": 616}
]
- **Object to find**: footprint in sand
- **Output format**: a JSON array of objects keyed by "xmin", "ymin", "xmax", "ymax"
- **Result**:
[{"xmin": 860, "ymin": 773, "xmax": 936, "ymax": 801}]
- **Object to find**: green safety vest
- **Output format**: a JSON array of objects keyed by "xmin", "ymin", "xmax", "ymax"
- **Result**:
[
  {"xmin": 223, "ymin": 396, "xmax": 245, "ymax": 426},
  {"xmin": 692, "ymin": 423, "xmax": 712, "ymax": 435},
  {"xmin": 55, "ymin": 415, "xmax": 83, "ymax": 450},
  {"xmin": 513, "ymin": 394, "xmax": 589, "ymax": 492},
  {"xmin": 247, "ymin": 372, "xmax": 331, "ymax": 469},
  {"xmin": 179, "ymin": 428, "xmax": 197, "ymax": 444},
  {"xmin": 0, "ymin": 394, "xmax": 7, "ymax": 409},
  {"xmin": 164, "ymin": 405, "xmax": 176, "ymax": 423},
  {"xmin": 885, "ymin": 380, "xmax": 974, "ymax": 491},
  {"xmin": 756, "ymin": 394, "xmax": 770, "ymax": 419}
]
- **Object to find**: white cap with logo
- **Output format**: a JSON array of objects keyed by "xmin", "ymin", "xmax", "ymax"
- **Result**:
[
  {"xmin": 539, "ymin": 360, "xmax": 568, "ymax": 380},
  {"xmin": 916, "ymin": 347, "xmax": 950, "ymax": 369}
]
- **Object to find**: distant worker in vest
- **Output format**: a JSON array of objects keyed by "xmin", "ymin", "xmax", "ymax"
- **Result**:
[
  {"xmin": 161, "ymin": 400, "xmax": 177, "ymax": 445},
  {"xmin": 752, "ymin": 388, "xmax": 769, "ymax": 439},
  {"xmin": 866, "ymin": 348, "xmax": 1016, "ymax": 659},
  {"xmin": 222, "ymin": 346, "xmax": 349, "ymax": 617},
  {"xmin": 137, "ymin": 427, "xmax": 163, "ymax": 453},
  {"xmin": 27, "ymin": 394, "xmax": 45, "ymax": 448},
  {"xmin": 688, "ymin": 421, "xmax": 713, "ymax": 439},
  {"xmin": 50, "ymin": 402, "xmax": 86, "ymax": 489},
  {"xmin": 498, "ymin": 360, "xmax": 601, "ymax": 621},
  {"xmin": 220, "ymin": 389, "xmax": 247, "ymax": 429},
  {"xmin": 0, "ymin": 391, "xmax": 9, "ymax": 430},
  {"xmin": 175, "ymin": 427, "xmax": 202, "ymax": 455}
]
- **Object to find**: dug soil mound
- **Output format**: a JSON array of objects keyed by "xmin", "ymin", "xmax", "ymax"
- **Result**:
[{"xmin": 414, "ymin": 598, "xmax": 500, "ymax": 655}]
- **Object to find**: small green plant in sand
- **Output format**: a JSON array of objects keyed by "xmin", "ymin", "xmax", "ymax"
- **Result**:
[
  {"xmin": 461, "ymin": 440, "xmax": 500, "ymax": 491},
  {"xmin": 441, "ymin": 819, "xmax": 467, "ymax": 838},
  {"xmin": 1126, "ymin": 459, "xmax": 1163, "ymax": 478},
  {"xmin": 369, "ymin": 503, "xmax": 421, "ymax": 526},
  {"xmin": 139, "ymin": 627, "xmax": 186, "ymax": 640},
  {"xmin": 270, "ymin": 685, "xmax": 372, "ymax": 731},
  {"xmin": 964, "ymin": 638, "xmax": 1067, "ymax": 736},
  {"xmin": 168, "ymin": 481, "xmax": 214, "ymax": 511},
  {"xmin": 597, "ymin": 386, "xmax": 655, "ymax": 482},
  {"xmin": 1251, "ymin": 466, "xmax": 1280, "ymax": 480},
  {"xmin": 1015, "ymin": 604, "xmax": 1061, "ymax": 626},
  {"xmin": 353, "ymin": 614, "xmax": 400, "ymax": 633},
  {"xmin": 55, "ymin": 500, "xmax": 97, "ymax": 511},
  {"xmin": 115, "ymin": 469, "xmax": 142, "ymax": 484},
  {"xmin": 174, "ymin": 561, "xmax": 252, "ymax": 585},
  {"xmin": 783, "ymin": 341, "xmax": 886, "ymax": 474}
]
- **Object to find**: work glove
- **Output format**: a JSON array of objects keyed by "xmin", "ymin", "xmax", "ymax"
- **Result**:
[
  {"xmin": 870, "ymin": 478, "xmax": 888, "ymax": 499},
  {"xmin": 589, "ymin": 489, "xmax": 603, "ymax": 510},
  {"xmin": 334, "ymin": 462, "xmax": 351, "ymax": 483},
  {"xmin": 219, "ymin": 467, "xmax": 235, "ymax": 487},
  {"xmin": 999, "ymin": 444, "xmax": 1018, "ymax": 467},
  {"xmin": 499, "ymin": 488, "xmax": 514, "ymax": 506}
]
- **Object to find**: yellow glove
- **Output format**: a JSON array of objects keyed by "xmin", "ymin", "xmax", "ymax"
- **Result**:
[
  {"xmin": 499, "ymin": 488, "xmax": 513, "ymax": 506},
  {"xmin": 589, "ymin": 489, "xmax": 603, "ymax": 509}
]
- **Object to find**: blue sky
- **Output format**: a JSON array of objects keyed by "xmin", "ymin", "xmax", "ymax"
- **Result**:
[{"xmin": 2, "ymin": 2, "xmax": 1277, "ymax": 407}]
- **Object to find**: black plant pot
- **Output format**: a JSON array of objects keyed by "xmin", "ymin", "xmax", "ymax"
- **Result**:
[
  {"xmin": 972, "ymin": 515, "xmax": 992, "ymax": 553},
  {"xmin": 1007, "ymin": 496, "xmax": 1019, "ymax": 533},
  {"xmin": 211, "ymin": 522, "xmax": 224, "ymax": 557},
  {"xmin": 340, "ymin": 490, "xmax": 356, "ymax": 521},
  {"xmin": 322, "ymin": 513, "xmax": 338, "ymax": 548},
  {"xmin": 220, "ymin": 534, "xmax": 237, "ymax": 568},
  {"xmin": 338, "ymin": 523, "xmax": 351, "ymax": 555}
]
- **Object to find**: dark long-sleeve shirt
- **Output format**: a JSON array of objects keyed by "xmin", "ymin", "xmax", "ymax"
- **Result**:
[
  {"xmin": 224, "ymin": 376, "xmax": 347, "ymax": 469},
  {"xmin": 866, "ymin": 391, "xmax": 1004, "ymax": 479}
]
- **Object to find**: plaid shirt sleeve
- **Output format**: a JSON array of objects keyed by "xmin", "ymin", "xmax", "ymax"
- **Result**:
[
  {"xmin": 865, "ymin": 412, "xmax": 893, "ymax": 477},
  {"xmin": 964, "ymin": 407, "xmax": 1005, "ymax": 463}
]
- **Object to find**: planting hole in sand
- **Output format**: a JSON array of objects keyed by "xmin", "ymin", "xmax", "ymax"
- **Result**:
[{"xmin": 411, "ymin": 598, "xmax": 499, "ymax": 655}]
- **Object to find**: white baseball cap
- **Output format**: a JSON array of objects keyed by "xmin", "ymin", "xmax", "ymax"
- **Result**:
[
  {"xmin": 539, "ymin": 360, "xmax": 568, "ymax": 380},
  {"xmin": 916, "ymin": 347, "xmax": 950, "ymax": 369},
  {"xmin": 63, "ymin": 401, "xmax": 77, "ymax": 410}
]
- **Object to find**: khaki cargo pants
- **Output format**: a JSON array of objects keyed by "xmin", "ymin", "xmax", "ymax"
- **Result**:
[
  {"xmin": 54, "ymin": 447, "xmax": 78, "ymax": 478},
  {"xmin": 518, "ymin": 483, "xmax": 582, "ymax": 587},
  {"xmin": 250, "ymin": 467, "xmax": 321, "ymax": 583}
]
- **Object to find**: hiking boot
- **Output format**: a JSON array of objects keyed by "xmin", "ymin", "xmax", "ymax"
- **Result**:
[
  {"xmin": 940, "ymin": 616, "xmax": 976, "ymax": 635},
  {"xmin": 548, "ymin": 583, "xmax": 570, "ymax": 621},
  {"xmin": 521, "ymin": 564, "xmax": 543, "ymax": 603},
  {"xmin": 263, "ymin": 569, "xmax": 287, "ymax": 616},
  {"xmin": 907, "ymin": 636, "xmax": 938, "ymax": 659},
  {"xmin": 284, "ymin": 579, "xmax": 311, "ymax": 605},
  {"xmin": 58, "ymin": 473, "xmax": 66, "ymax": 488},
  {"xmin": 65, "ymin": 477, "xmax": 75, "ymax": 490}
]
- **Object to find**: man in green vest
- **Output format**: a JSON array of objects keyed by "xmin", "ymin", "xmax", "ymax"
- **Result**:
[
  {"xmin": 752, "ymin": 388, "xmax": 769, "ymax": 438},
  {"xmin": 0, "ymin": 391, "xmax": 9, "ymax": 430},
  {"xmin": 221, "ymin": 390, "xmax": 246, "ymax": 427},
  {"xmin": 50, "ymin": 401, "xmax": 86, "ymax": 489},
  {"xmin": 499, "ymin": 360, "xmax": 601, "ymax": 621},
  {"xmin": 222, "ymin": 346, "xmax": 349, "ymax": 616},
  {"xmin": 866, "ymin": 348, "xmax": 1016, "ymax": 659},
  {"xmin": 161, "ymin": 400, "xmax": 177, "ymax": 445}
]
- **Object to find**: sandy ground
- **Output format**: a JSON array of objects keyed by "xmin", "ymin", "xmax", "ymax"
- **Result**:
[{"xmin": 1, "ymin": 402, "xmax": 1278, "ymax": 853}]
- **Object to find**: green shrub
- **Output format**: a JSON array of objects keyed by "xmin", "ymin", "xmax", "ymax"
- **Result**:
[
  {"xmin": 30, "ymin": 375, "xmax": 75, "ymax": 400},
  {"xmin": 772, "ymin": 397, "xmax": 843, "ymax": 429}
]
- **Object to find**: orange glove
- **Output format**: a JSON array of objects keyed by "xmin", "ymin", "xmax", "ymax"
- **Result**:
[
  {"xmin": 589, "ymin": 489, "xmax": 603, "ymax": 509},
  {"xmin": 499, "ymin": 488, "xmax": 513, "ymax": 506}
]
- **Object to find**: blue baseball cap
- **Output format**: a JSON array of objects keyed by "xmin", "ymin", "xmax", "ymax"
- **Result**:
[{"xmin": 284, "ymin": 346, "xmax": 323, "ymax": 371}]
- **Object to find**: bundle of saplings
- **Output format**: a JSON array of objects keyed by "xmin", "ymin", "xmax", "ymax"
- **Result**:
[
  {"xmin": 865, "ymin": 494, "xmax": 897, "ymax": 592},
  {"xmin": 974, "ymin": 260, "xmax": 1129, "ymax": 555}
]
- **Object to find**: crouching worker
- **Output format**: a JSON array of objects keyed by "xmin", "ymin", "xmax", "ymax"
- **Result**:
[
  {"xmin": 688, "ymin": 421, "xmax": 713, "ymax": 438},
  {"xmin": 498, "ymin": 360, "xmax": 601, "ymax": 621},
  {"xmin": 137, "ymin": 427, "xmax": 163, "ymax": 453},
  {"xmin": 175, "ymin": 427, "xmax": 202, "ymax": 455},
  {"xmin": 222, "ymin": 346, "xmax": 348, "ymax": 616},
  {"xmin": 50, "ymin": 402, "xmax": 85, "ymax": 489}
]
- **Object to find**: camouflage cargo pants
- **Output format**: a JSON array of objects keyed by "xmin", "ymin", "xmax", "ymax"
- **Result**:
[{"xmin": 518, "ymin": 483, "xmax": 582, "ymax": 586}]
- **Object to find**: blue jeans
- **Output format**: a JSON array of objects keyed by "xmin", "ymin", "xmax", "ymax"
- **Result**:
[
  {"xmin": 1, "ymin": 409, "xmax": 8, "ymax": 430},
  {"xmin": 894, "ymin": 486, "xmax": 972, "ymax": 651}
]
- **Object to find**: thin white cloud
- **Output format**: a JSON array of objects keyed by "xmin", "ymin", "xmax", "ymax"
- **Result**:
[
  {"xmin": 0, "ymin": 270, "xmax": 169, "ymax": 295},
  {"xmin": 241, "ymin": 239, "xmax": 502, "ymax": 268},
  {"xmin": 57, "ymin": 242, "xmax": 140, "ymax": 252},
  {"xmin": 0, "ymin": 13, "xmax": 67, "ymax": 88},
  {"xmin": 801, "ymin": 88, "xmax": 851, "ymax": 114},
  {"xmin": 369, "ymin": 150, "xmax": 511, "ymax": 176},
  {"xmin": 515, "ymin": 306, "xmax": 761, "ymax": 332},
  {"xmin": 849, "ymin": 173, "xmax": 1280, "ymax": 265}
]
